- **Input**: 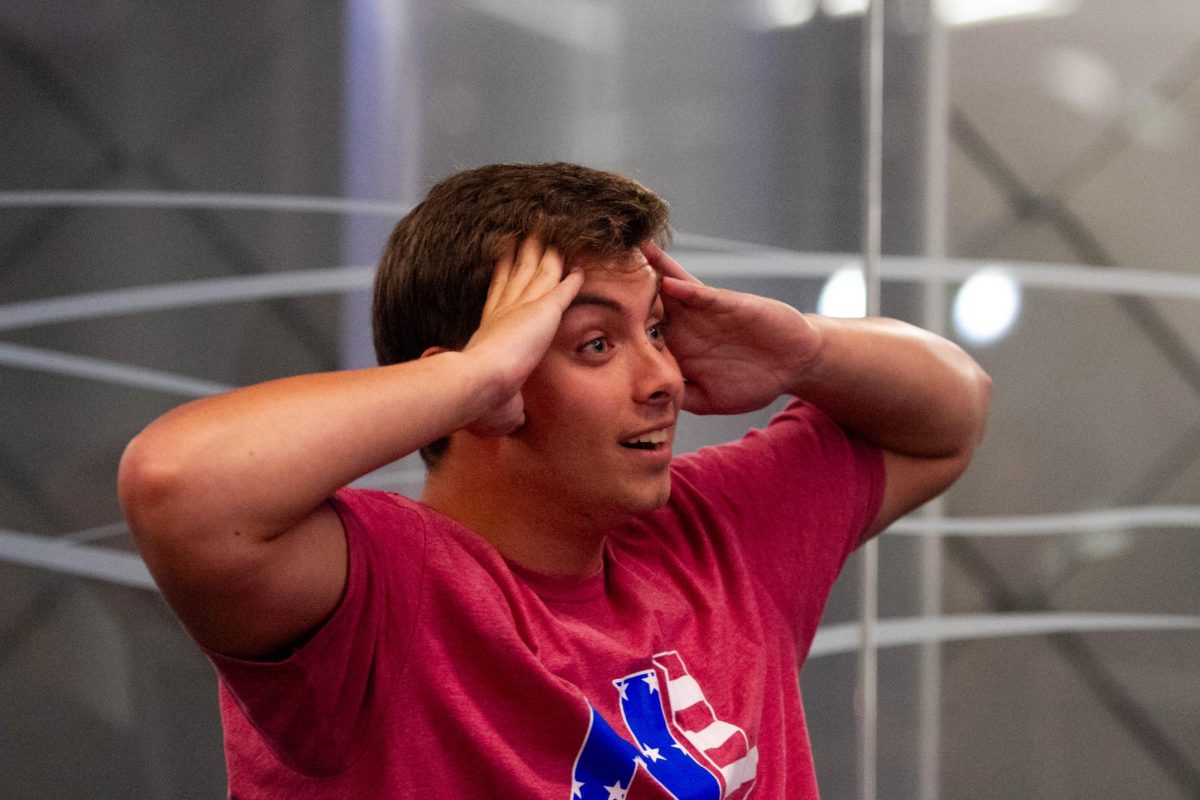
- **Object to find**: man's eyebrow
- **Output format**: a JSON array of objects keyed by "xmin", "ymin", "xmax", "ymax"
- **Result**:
[
  {"xmin": 565, "ymin": 269, "xmax": 664, "ymax": 316},
  {"xmin": 566, "ymin": 293, "xmax": 623, "ymax": 312},
  {"xmin": 565, "ymin": 287, "xmax": 664, "ymax": 317}
]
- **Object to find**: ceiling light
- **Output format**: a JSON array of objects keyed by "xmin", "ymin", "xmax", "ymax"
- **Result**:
[
  {"xmin": 953, "ymin": 268, "xmax": 1021, "ymax": 346},
  {"xmin": 936, "ymin": 0, "xmax": 1080, "ymax": 27},
  {"xmin": 470, "ymin": 0, "xmax": 617, "ymax": 53},
  {"xmin": 818, "ymin": 266, "xmax": 867, "ymax": 318},
  {"xmin": 821, "ymin": 0, "xmax": 868, "ymax": 17},
  {"xmin": 748, "ymin": 0, "xmax": 818, "ymax": 29},
  {"xmin": 1039, "ymin": 47, "xmax": 1120, "ymax": 118}
]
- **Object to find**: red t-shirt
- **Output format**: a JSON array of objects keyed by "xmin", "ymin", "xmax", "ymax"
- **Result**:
[{"xmin": 208, "ymin": 401, "xmax": 884, "ymax": 799}]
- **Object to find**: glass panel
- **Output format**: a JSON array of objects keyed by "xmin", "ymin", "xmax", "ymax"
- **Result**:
[{"xmin": 868, "ymin": 1, "xmax": 1200, "ymax": 798}]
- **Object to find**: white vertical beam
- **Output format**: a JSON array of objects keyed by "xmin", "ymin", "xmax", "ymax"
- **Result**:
[
  {"xmin": 342, "ymin": 0, "xmax": 424, "ymax": 369},
  {"xmin": 918, "ymin": 3, "xmax": 950, "ymax": 798},
  {"xmin": 859, "ymin": 1, "xmax": 885, "ymax": 799}
]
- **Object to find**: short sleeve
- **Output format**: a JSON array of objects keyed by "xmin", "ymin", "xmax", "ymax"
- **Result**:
[
  {"xmin": 203, "ymin": 488, "xmax": 427, "ymax": 776},
  {"xmin": 668, "ymin": 401, "xmax": 884, "ymax": 654}
]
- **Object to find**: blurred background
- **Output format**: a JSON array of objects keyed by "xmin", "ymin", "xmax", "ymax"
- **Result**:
[{"xmin": 2, "ymin": 1, "xmax": 1198, "ymax": 797}]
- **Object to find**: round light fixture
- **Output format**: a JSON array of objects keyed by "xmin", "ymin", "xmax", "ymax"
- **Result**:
[
  {"xmin": 953, "ymin": 268, "xmax": 1021, "ymax": 346},
  {"xmin": 818, "ymin": 266, "xmax": 866, "ymax": 318}
]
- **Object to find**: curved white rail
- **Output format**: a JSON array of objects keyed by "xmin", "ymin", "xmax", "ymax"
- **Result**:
[
  {"xmin": 810, "ymin": 612, "xmax": 1200, "ymax": 657},
  {"xmin": 4, "ymin": 523, "xmax": 1195, "ymax": 656},
  {"xmin": 6, "ymin": 504, "xmax": 1193, "ymax": 585},
  {"xmin": 0, "ymin": 342, "xmax": 232, "ymax": 397},
  {"xmin": 889, "ymin": 506, "xmax": 1200, "ymax": 536},
  {"xmin": 0, "ymin": 266, "xmax": 376, "ymax": 333},
  {"xmin": 0, "ymin": 190, "xmax": 413, "ymax": 218},
  {"xmin": 0, "ymin": 530, "xmax": 155, "ymax": 589},
  {"xmin": 3, "ymin": 191, "xmax": 1198, "ymax": 663},
  {"xmin": 3, "ymin": 256, "xmax": 1198, "ymax": 337},
  {"xmin": 0, "ymin": 191, "xmax": 777, "ymax": 255}
]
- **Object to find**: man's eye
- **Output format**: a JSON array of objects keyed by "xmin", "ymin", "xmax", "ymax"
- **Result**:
[
  {"xmin": 581, "ymin": 337, "xmax": 609, "ymax": 355},
  {"xmin": 648, "ymin": 322, "xmax": 666, "ymax": 342}
]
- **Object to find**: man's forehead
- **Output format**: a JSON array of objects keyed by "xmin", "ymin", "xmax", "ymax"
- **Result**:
[
  {"xmin": 572, "ymin": 248, "xmax": 652, "ymax": 274},
  {"xmin": 567, "ymin": 251, "xmax": 662, "ymax": 312}
]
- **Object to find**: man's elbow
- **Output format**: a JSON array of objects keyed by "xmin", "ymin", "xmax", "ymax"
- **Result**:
[
  {"xmin": 940, "ymin": 347, "xmax": 991, "ymax": 458},
  {"xmin": 119, "ymin": 433, "xmax": 180, "ymax": 533},
  {"xmin": 921, "ymin": 363, "xmax": 991, "ymax": 494},
  {"xmin": 119, "ymin": 432, "xmax": 253, "ymax": 595},
  {"xmin": 118, "ymin": 430, "xmax": 211, "ymax": 552},
  {"xmin": 964, "ymin": 363, "xmax": 992, "ymax": 451}
]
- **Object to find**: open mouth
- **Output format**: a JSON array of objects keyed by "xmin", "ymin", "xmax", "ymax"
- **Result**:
[{"xmin": 620, "ymin": 428, "xmax": 670, "ymax": 450}]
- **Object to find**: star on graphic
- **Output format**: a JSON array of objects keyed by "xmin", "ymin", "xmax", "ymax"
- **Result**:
[
  {"xmin": 603, "ymin": 779, "xmax": 628, "ymax": 800},
  {"xmin": 641, "ymin": 744, "xmax": 665, "ymax": 763},
  {"xmin": 642, "ymin": 674, "xmax": 659, "ymax": 694},
  {"xmin": 671, "ymin": 742, "xmax": 688, "ymax": 753},
  {"xmin": 615, "ymin": 680, "xmax": 629, "ymax": 701},
  {"xmin": 571, "ymin": 779, "xmax": 584, "ymax": 798}
]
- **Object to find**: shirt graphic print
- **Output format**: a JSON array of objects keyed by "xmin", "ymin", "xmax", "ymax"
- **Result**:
[{"xmin": 570, "ymin": 651, "xmax": 759, "ymax": 800}]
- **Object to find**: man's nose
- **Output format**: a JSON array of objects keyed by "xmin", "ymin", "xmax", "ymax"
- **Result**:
[{"xmin": 635, "ymin": 342, "xmax": 684, "ymax": 405}]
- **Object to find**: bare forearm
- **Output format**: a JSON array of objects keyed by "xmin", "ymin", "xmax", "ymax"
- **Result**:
[
  {"xmin": 790, "ymin": 316, "xmax": 991, "ymax": 459},
  {"xmin": 119, "ymin": 351, "xmax": 497, "ymax": 542}
]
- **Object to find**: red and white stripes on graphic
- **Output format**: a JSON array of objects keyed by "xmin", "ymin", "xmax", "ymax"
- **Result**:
[{"xmin": 652, "ymin": 651, "xmax": 759, "ymax": 800}]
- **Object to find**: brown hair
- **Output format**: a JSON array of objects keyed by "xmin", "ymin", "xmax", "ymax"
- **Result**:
[{"xmin": 372, "ymin": 162, "xmax": 671, "ymax": 467}]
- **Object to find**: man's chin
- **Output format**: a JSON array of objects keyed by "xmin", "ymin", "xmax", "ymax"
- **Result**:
[
  {"xmin": 626, "ymin": 479, "xmax": 673, "ymax": 515},
  {"xmin": 575, "ymin": 486, "xmax": 668, "ymax": 526}
]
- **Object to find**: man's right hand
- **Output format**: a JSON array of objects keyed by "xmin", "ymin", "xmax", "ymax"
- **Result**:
[
  {"xmin": 118, "ymin": 236, "xmax": 580, "ymax": 658},
  {"xmin": 458, "ymin": 237, "xmax": 584, "ymax": 436}
]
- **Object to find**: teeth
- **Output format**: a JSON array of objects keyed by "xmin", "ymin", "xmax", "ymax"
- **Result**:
[{"xmin": 624, "ymin": 428, "xmax": 669, "ymax": 445}]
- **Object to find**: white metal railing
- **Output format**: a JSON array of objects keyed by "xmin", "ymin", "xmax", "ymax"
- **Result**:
[
  {"xmin": 3, "ymin": 189, "xmax": 1199, "ymax": 797},
  {"xmin": 4, "ymin": 504, "xmax": 1197, "ymax": 598}
]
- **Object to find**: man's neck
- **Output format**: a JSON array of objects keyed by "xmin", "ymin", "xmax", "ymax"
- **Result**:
[{"xmin": 420, "ymin": 457, "xmax": 613, "ymax": 578}]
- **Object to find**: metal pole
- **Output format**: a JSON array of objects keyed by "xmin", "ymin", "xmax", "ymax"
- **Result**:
[
  {"xmin": 918, "ymin": 3, "xmax": 949, "ymax": 797},
  {"xmin": 342, "ymin": 0, "xmax": 423, "ymax": 370},
  {"xmin": 859, "ymin": 1, "xmax": 885, "ymax": 799}
]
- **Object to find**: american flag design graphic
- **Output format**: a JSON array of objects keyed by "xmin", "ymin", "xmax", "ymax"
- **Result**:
[{"xmin": 569, "ymin": 650, "xmax": 759, "ymax": 799}]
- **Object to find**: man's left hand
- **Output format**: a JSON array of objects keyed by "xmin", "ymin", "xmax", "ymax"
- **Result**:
[{"xmin": 642, "ymin": 241, "xmax": 821, "ymax": 415}]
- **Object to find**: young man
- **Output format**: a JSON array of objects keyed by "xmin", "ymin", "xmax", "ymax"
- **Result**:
[{"xmin": 119, "ymin": 163, "xmax": 990, "ymax": 798}]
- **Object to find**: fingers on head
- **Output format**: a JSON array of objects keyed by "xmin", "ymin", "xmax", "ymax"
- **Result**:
[
  {"xmin": 516, "ymin": 235, "xmax": 545, "ymax": 266},
  {"xmin": 551, "ymin": 267, "xmax": 584, "ymax": 306},
  {"xmin": 500, "ymin": 236, "xmax": 552, "ymax": 298},
  {"xmin": 484, "ymin": 239, "xmax": 520, "ymax": 312},
  {"xmin": 643, "ymin": 244, "xmax": 699, "ymax": 285},
  {"xmin": 487, "ymin": 237, "xmax": 539, "ymax": 307},
  {"xmin": 640, "ymin": 239, "xmax": 664, "ymax": 262},
  {"xmin": 486, "ymin": 235, "xmax": 568, "ymax": 311},
  {"xmin": 660, "ymin": 275, "xmax": 700, "ymax": 306},
  {"xmin": 519, "ymin": 239, "xmax": 571, "ymax": 299},
  {"xmin": 534, "ymin": 246, "xmax": 565, "ymax": 286}
]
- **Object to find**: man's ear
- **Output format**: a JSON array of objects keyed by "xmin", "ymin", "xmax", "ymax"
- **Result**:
[{"xmin": 420, "ymin": 346, "xmax": 449, "ymax": 359}]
